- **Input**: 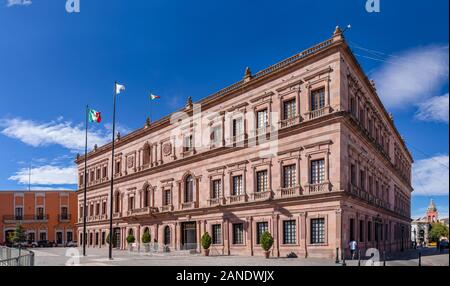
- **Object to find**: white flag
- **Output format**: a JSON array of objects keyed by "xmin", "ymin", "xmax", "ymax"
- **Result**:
[{"xmin": 115, "ymin": 83, "xmax": 126, "ymax": 95}]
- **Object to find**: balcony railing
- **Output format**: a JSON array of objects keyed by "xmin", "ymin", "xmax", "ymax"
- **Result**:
[
  {"xmin": 3, "ymin": 215, "xmax": 49, "ymax": 223},
  {"xmin": 348, "ymin": 183, "xmax": 391, "ymax": 211},
  {"xmin": 127, "ymin": 207, "xmax": 159, "ymax": 217},
  {"xmin": 159, "ymin": 205, "xmax": 174, "ymax": 213},
  {"xmin": 279, "ymin": 115, "xmax": 301, "ymax": 129},
  {"xmin": 112, "ymin": 212, "xmax": 122, "ymax": 219},
  {"xmin": 304, "ymin": 182, "xmax": 331, "ymax": 195},
  {"xmin": 250, "ymin": 190, "xmax": 273, "ymax": 201},
  {"xmin": 208, "ymin": 197, "xmax": 225, "ymax": 207},
  {"xmin": 307, "ymin": 106, "xmax": 331, "ymax": 120},
  {"xmin": 277, "ymin": 186, "xmax": 302, "ymax": 198},
  {"xmin": 227, "ymin": 194, "xmax": 247, "ymax": 204},
  {"xmin": 58, "ymin": 214, "xmax": 71, "ymax": 222},
  {"xmin": 181, "ymin": 202, "xmax": 196, "ymax": 210}
]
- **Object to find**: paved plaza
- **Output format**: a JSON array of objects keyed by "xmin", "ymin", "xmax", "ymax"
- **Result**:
[{"xmin": 31, "ymin": 247, "xmax": 449, "ymax": 267}]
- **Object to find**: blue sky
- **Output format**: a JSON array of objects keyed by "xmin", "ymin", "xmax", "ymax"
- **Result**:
[{"xmin": 0, "ymin": 0, "xmax": 448, "ymax": 218}]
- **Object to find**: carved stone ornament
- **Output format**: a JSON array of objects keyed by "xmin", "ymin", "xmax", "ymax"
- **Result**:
[{"xmin": 163, "ymin": 142, "xmax": 172, "ymax": 156}]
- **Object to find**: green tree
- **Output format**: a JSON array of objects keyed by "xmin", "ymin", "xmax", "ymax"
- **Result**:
[
  {"xmin": 142, "ymin": 230, "xmax": 151, "ymax": 244},
  {"xmin": 428, "ymin": 223, "xmax": 449, "ymax": 243},
  {"xmin": 201, "ymin": 232, "xmax": 212, "ymax": 250},
  {"xmin": 260, "ymin": 231, "xmax": 274, "ymax": 252},
  {"xmin": 126, "ymin": 234, "xmax": 136, "ymax": 244},
  {"xmin": 11, "ymin": 224, "xmax": 27, "ymax": 245}
]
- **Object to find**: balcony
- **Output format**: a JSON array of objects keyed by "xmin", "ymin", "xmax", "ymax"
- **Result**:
[
  {"xmin": 112, "ymin": 212, "xmax": 122, "ymax": 219},
  {"xmin": 279, "ymin": 115, "xmax": 301, "ymax": 129},
  {"xmin": 3, "ymin": 215, "xmax": 49, "ymax": 223},
  {"xmin": 277, "ymin": 186, "xmax": 302, "ymax": 198},
  {"xmin": 249, "ymin": 190, "xmax": 273, "ymax": 201},
  {"xmin": 182, "ymin": 148, "xmax": 195, "ymax": 158},
  {"xmin": 58, "ymin": 214, "xmax": 72, "ymax": 222},
  {"xmin": 181, "ymin": 202, "xmax": 196, "ymax": 210},
  {"xmin": 159, "ymin": 205, "xmax": 174, "ymax": 213},
  {"xmin": 306, "ymin": 106, "xmax": 331, "ymax": 120},
  {"xmin": 227, "ymin": 194, "xmax": 247, "ymax": 204},
  {"xmin": 208, "ymin": 197, "xmax": 225, "ymax": 207},
  {"xmin": 127, "ymin": 207, "xmax": 159, "ymax": 217},
  {"xmin": 304, "ymin": 182, "xmax": 331, "ymax": 195}
]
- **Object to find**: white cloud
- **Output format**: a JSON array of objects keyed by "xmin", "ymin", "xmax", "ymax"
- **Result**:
[
  {"xmin": 0, "ymin": 117, "xmax": 110, "ymax": 152},
  {"xmin": 373, "ymin": 45, "xmax": 449, "ymax": 109},
  {"xmin": 9, "ymin": 165, "xmax": 77, "ymax": 186},
  {"xmin": 6, "ymin": 0, "xmax": 32, "ymax": 7},
  {"xmin": 413, "ymin": 155, "xmax": 449, "ymax": 196},
  {"xmin": 415, "ymin": 93, "xmax": 449, "ymax": 123}
]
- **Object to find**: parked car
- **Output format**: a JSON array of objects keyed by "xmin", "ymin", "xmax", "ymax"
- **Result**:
[
  {"xmin": 37, "ymin": 240, "xmax": 56, "ymax": 248},
  {"xmin": 28, "ymin": 241, "xmax": 39, "ymax": 248},
  {"xmin": 12, "ymin": 241, "xmax": 29, "ymax": 248},
  {"xmin": 65, "ymin": 241, "xmax": 77, "ymax": 247}
]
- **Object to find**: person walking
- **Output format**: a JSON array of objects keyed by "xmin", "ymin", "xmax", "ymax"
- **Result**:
[{"xmin": 349, "ymin": 240, "xmax": 358, "ymax": 260}]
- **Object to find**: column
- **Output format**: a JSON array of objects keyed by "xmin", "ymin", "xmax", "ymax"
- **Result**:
[
  {"xmin": 272, "ymin": 213, "xmax": 280, "ymax": 257},
  {"xmin": 299, "ymin": 212, "xmax": 307, "ymax": 258},
  {"xmin": 224, "ymin": 218, "xmax": 230, "ymax": 256},
  {"xmin": 197, "ymin": 220, "xmax": 202, "ymax": 253},
  {"xmin": 176, "ymin": 222, "xmax": 181, "ymax": 251},
  {"xmin": 246, "ymin": 217, "xmax": 253, "ymax": 256},
  {"xmin": 335, "ymin": 209, "xmax": 343, "ymax": 257}
]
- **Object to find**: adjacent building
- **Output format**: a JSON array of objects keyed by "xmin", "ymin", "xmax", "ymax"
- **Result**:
[
  {"xmin": 0, "ymin": 190, "xmax": 77, "ymax": 245},
  {"xmin": 411, "ymin": 199, "xmax": 448, "ymax": 245},
  {"xmin": 75, "ymin": 27, "xmax": 413, "ymax": 258}
]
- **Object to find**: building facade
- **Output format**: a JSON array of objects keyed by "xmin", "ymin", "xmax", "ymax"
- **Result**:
[
  {"xmin": 0, "ymin": 190, "xmax": 77, "ymax": 245},
  {"xmin": 411, "ymin": 200, "xmax": 447, "ymax": 246},
  {"xmin": 75, "ymin": 28, "xmax": 413, "ymax": 258}
]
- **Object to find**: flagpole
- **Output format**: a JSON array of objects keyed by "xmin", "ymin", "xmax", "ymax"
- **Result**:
[
  {"xmin": 109, "ymin": 83, "xmax": 117, "ymax": 260},
  {"xmin": 83, "ymin": 105, "xmax": 88, "ymax": 257}
]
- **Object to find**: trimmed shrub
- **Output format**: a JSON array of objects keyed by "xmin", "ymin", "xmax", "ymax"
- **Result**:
[
  {"xmin": 201, "ymin": 232, "xmax": 212, "ymax": 250},
  {"xmin": 260, "ymin": 231, "xmax": 274, "ymax": 252},
  {"xmin": 142, "ymin": 231, "xmax": 151, "ymax": 244}
]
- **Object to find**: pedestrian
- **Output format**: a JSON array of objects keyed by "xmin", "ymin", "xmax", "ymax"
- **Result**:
[{"xmin": 349, "ymin": 240, "xmax": 358, "ymax": 260}]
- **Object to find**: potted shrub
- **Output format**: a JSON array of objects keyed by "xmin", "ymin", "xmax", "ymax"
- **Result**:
[
  {"xmin": 141, "ymin": 231, "xmax": 151, "ymax": 252},
  {"xmin": 201, "ymin": 232, "xmax": 212, "ymax": 256},
  {"xmin": 260, "ymin": 231, "xmax": 274, "ymax": 259},
  {"xmin": 126, "ymin": 234, "xmax": 136, "ymax": 251}
]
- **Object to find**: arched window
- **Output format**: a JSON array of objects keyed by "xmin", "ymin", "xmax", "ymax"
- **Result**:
[
  {"xmin": 164, "ymin": 226, "xmax": 171, "ymax": 245},
  {"xmin": 143, "ymin": 144, "xmax": 151, "ymax": 166},
  {"xmin": 143, "ymin": 186, "xmax": 150, "ymax": 207},
  {"xmin": 184, "ymin": 175, "xmax": 194, "ymax": 203},
  {"xmin": 128, "ymin": 229, "xmax": 134, "ymax": 236},
  {"xmin": 114, "ymin": 192, "xmax": 121, "ymax": 213}
]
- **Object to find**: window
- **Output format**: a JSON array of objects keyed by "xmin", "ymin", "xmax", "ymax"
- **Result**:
[
  {"xmin": 212, "ymin": 180, "xmax": 221, "ymax": 199},
  {"xmin": 80, "ymin": 206, "xmax": 84, "ymax": 218},
  {"xmin": 95, "ymin": 232, "xmax": 99, "ymax": 246},
  {"xmin": 311, "ymin": 88, "xmax": 325, "ymax": 111},
  {"xmin": 310, "ymin": 159, "xmax": 325, "ymax": 184},
  {"xmin": 164, "ymin": 190, "xmax": 171, "ymax": 206},
  {"xmin": 95, "ymin": 203, "xmax": 100, "ymax": 215},
  {"xmin": 164, "ymin": 226, "xmax": 171, "ymax": 245},
  {"xmin": 311, "ymin": 218, "xmax": 325, "ymax": 244},
  {"xmin": 128, "ymin": 197, "xmax": 135, "ymax": 211},
  {"xmin": 36, "ymin": 207, "xmax": 44, "ymax": 220},
  {"xmin": 368, "ymin": 176, "xmax": 373, "ymax": 194},
  {"xmin": 360, "ymin": 170, "xmax": 366, "ymax": 192},
  {"xmin": 256, "ymin": 222, "xmax": 269, "ymax": 245},
  {"xmin": 79, "ymin": 174, "xmax": 84, "ymax": 185},
  {"xmin": 102, "ymin": 232, "xmax": 106, "ymax": 245},
  {"xmin": 96, "ymin": 168, "xmax": 101, "ymax": 180},
  {"xmin": 350, "ymin": 97, "xmax": 356, "ymax": 116},
  {"xmin": 283, "ymin": 99, "xmax": 296, "ymax": 120},
  {"xmin": 89, "ymin": 233, "xmax": 93, "ymax": 245},
  {"xmin": 184, "ymin": 175, "xmax": 194, "ymax": 203},
  {"xmin": 349, "ymin": 219, "xmax": 355, "ymax": 241},
  {"xmin": 115, "ymin": 161, "xmax": 121, "ymax": 174},
  {"xmin": 184, "ymin": 135, "xmax": 193, "ymax": 152},
  {"xmin": 102, "ymin": 201, "xmax": 107, "ymax": 215},
  {"xmin": 256, "ymin": 170, "xmax": 268, "ymax": 193},
  {"xmin": 143, "ymin": 144, "xmax": 151, "ymax": 166},
  {"xmin": 256, "ymin": 109, "xmax": 268, "ymax": 129},
  {"xmin": 350, "ymin": 164, "xmax": 356, "ymax": 186},
  {"xmin": 210, "ymin": 126, "xmax": 221, "ymax": 146},
  {"xmin": 367, "ymin": 221, "xmax": 372, "ymax": 242},
  {"xmin": 40, "ymin": 232, "xmax": 47, "ymax": 241},
  {"xmin": 283, "ymin": 220, "xmax": 296, "ymax": 244},
  {"xmin": 232, "ymin": 223, "xmax": 244, "ymax": 245},
  {"xmin": 232, "ymin": 118, "xmax": 244, "ymax": 138},
  {"xmin": 232, "ymin": 175, "xmax": 243, "ymax": 196},
  {"xmin": 90, "ymin": 170, "xmax": 95, "ymax": 182},
  {"xmin": 368, "ymin": 118, "xmax": 373, "ymax": 136},
  {"xmin": 15, "ymin": 207, "xmax": 23, "ymax": 220},
  {"xmin": 102, "ymin": 166, "xmax": 108, "ymax": 178},
  {"xmin": 89, "ymin": 204, "xmax": 94, "ymax": 216},
  {"xmin": 114, "ymin": 192, "xmax": 121, "ymax": 213},
  {"xmin": 212, "ymin": 224, "xmax": 222, "ymax": 245},
  {"xmin": 359, "ymin": 108, "xmax": 365, "ymax": 127},
  {"xmin": 359, "ymin": 220, "xmax": 364, "ymax": 242},
  {"xmin": 61, "ymin": 207, "xmax": 68, "ymax": 220},
  {"xmin": 283, "ymin": 165, "xmax": 296, "ymax": 188},
  {"xmin": 144, "ymin": 187, "xmax": 150, "ymax": 207}
]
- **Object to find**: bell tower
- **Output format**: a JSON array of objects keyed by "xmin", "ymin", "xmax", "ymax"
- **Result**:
[{"xmin": 426, "ymin": 199, "xmax": 438, "ymax": 223}]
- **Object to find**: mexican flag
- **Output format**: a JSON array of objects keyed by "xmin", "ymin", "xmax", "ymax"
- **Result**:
[
  {"xmin": 150, "ymin": 93, "xmax": 161, "ymax": 101},
  {"xmin": 88, "ymin": 109, "xmax": 102, "ymax": 123}
]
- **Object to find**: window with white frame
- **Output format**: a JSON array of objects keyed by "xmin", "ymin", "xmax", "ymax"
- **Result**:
[
  {"xmin": 164, "ymin": 189, "xmax": 171, "ymax": 206},
  {"xmin": 283, "ymin": 99, "xmax": 296, "ymax": 120},
  {"xmin": 256, "ymin": 222, "xmax": 269, "ymax": 244},
  {"xmin": 232, "ymin": 117, "xmax": 244, "ymax": 138},
  {"xmin": 256, "ymin": 170, "xmax": 268, "ymax": 193},
  {"xmin": 183, "ymin": 135, "xmax": 193, "ymax": 152},
  {"xmin": 232, "ymin": 223, "xmax": 244, "ymax": 245},
  {"xmin": 283, "ymin": 165, "xmax": 296, "ymax": 188},
  {"xmin": 232, "ymin": 175, "xmax": 243, "ymax": 196},
  {"xmin": 283, "ymin": 220, "xmax": 297, "ymax": 244},
  {"xmin": 212, "ymin": 224, "xmax": 222, "ymax": 245},
  {"xmin": 311, "ymin": 218, "xmax": 325, "ymax": 244},
  {"xmin": 310, "ymin": 159, "xmax": 325, "ymax": 184},
  {"xmin": 311, "ymin": 88, "xmax": 325, "ymax": 111},
  {"xmin": 256, "ymin": 109, "xmax": 268, "ymax": 129},
  {"xmin": 212, "ymin": 180, "xmax": 221, "ymax": 199}
]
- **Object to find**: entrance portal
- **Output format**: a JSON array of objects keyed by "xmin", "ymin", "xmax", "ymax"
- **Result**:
[
  {"xmin": 181, "ymin": 222, "xmax": 197, "ymax": 250},
  {"xmin": 113, "ymin": 228, "xmax": 121, "ymax": 249}
]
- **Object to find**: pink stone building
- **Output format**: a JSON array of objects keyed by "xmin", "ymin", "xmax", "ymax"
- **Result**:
[{"xmin": 75, "ymin": 27, "xmax": 413, "ymax": 259}]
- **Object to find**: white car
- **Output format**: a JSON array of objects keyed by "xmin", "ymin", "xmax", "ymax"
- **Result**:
[{"xmin": 65, "ymin": 241, "xmax": 78, "ymax": 247}]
